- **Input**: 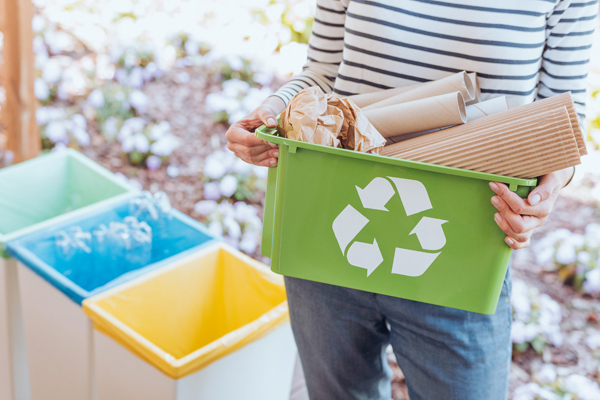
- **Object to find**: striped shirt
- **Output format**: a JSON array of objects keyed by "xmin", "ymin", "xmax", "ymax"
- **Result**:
[{"xmin": 272, "ymin": 0, "xmax": 599, "ymax": 119}]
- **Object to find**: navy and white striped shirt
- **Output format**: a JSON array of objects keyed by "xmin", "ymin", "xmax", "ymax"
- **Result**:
[{"xmin": 273, "ymin": 0, "xmax": 598, "ymax": 119}]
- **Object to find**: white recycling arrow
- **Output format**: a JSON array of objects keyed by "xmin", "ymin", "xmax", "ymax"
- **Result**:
[
  {"xmin": 387, "ymin": 177, "xmax": 432, "ymax": 216},
  {"xmin": 347, "ymin": 239, "xmax": 383, "ymax": 277},
  {"xmin": 409, "ymin": 217, "xmax": 447, "ymax": 251},
  {"xmin": 356, "ymin": 177, "xmax": 395, "ymax": 211},
  {"xmin": 391, "ymin": 248, "xmax": 440, "ymax": 277},
  {"xmin": 332, "ymin": 205, "xmax": 369, "ymax": 254}
]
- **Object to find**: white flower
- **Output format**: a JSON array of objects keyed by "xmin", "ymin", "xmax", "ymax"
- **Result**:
[
  {"xmin": 194, "ymin": 200, "xmax": 218, "ymax": 216},
  {"xmin": 45, "ymin": 120, "xmax": 68, "ymax": 144},
  {"xmin": 583, "ymin": 268, "xmax": 600, "ymax": 294},
  {"xmin": 150, "ymin": 135, "xmax": 180, "ymax": 156},
  {"xmin": 252, "ymin": 165, "xmax": 269, "ymax": 179},
  {"xmin": 203, "ymin": 182, "xmax": 222, "ymax": 200},
  {"xmin": 72, "ymin": 128, "xmax": 90, "ymax": 147},
  {"xmin": 564, "ymin": 374, "xmax": 600, "ymax": 400},
  {"xmin": 513, "ymin": 383, "xmax": 542, "ymax": 400},
  {"xmin": 535, "ymin": 246, "xmax": 555, "ymax": 266},
  {"xmin": 133, "ymin": 133, "xmax": 150, "ymax": 153},
  {"xmin": 121, "ymin": 136, "xmax": 135, "ymax": 152},
  {"xmin": 239, "ymin": 232, "xmax": 259, "ymax": 253},
  {"xmin": 31, "ymin": 15, "xmax": 45, "ymax": 33},
  {"xmin": 204, "ymin": 157, "xmax": 227, "ymax": 180},
  {"xmin": 585, "ymin": 332, "xmax": 600, "ymax": 350},
  {"xmin": 536, "ymin": 364, "xmax": 557, "ymax": 384},
  {"xmin": 146, "ymin": 155, "xmax": 162, "ymax": 171},
  {"xmin": 208, "ymin": 220, "xmax": 224, "ymax": 237},
  {"xmin": 222, "ymin": 79, "xmax": 250, "ymax": 98},
  {"xmin": 34, "ymin": 78, "xmax": 50, "ymax": 100},
  {"xmin": 122, "ymin": 117, "xmax": 146, "ymax": 132},
  {"xmin": 224, "ymin": 217, "xmax": 241, "ymax": 239},
  {"xmin": 511, "ymin": 320, "xmax": 527, "ymax": 344},
  {"xmin": 166, "ymin": 165, "xmax": 179, "ymax": 178},
  {"xmin": 219, "ymin": 175, "xmax": 238, "ymax": 197},
  {"xmin": 71, "ymin": 114, "xmax": 87, "ymax": 130},
  {"xmin": 104, "ymin": 116, "xmax": 119, "ymax": 140},
  {"xmin": 127, "ymin": 66, "xmax": 144, "ymax": 89},
  {"xmin": 578, "ymin": 251, "xmax": 592, "ymax": 264},
  {"xmin": 232, "ymin": 158, "xmax": 252, "ymax": 174},
  {"xmin": 184, "ymin": 39, "xmax": 200, "ymax": 56},
  {"xmin": 87, "ymin": 89, "xmax": 105, "ymax": 108},
  {"xmin": 224, "ymin": 55, "xmax": 244, "ymax": 71},
  {"xmin": 228, "ymin": 110, "xmax": 247, "ymax": 125},
  {"xmin": 129, "ymin": 90, "xmax": 148, "ymax": 114},
  {"xmin": 42, "ymin": 59, "xmax": 62, "ymax": 84},
  {"xmin": 555, "ymin": 242, "xmax": 577, "ymax": 264},
  {"xmin": 205, "ymin": 93, "xmax": 241, "ymax": 114}
]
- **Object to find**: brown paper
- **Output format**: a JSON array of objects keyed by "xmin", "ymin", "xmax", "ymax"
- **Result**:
[
  {"xmin": 363, "ymin": 71, "xmax": 475, "ymax": 111},
  {"xmin": 382, "ymin": 96, "xmax": 582, "ymax": 178},
  {"xmin": 280, "ymin": 87, "xmax": 386, "ymax": 154},
  {"xmin": 465, "ymin": 96, "xmax": 508, "ymax": 121},
  {"xmin": 363, "ymin": 92, "xmax": 467, "ymax": 138},
  {"xmin": 466, "ymin": 73, "xmax": 480, "ymax": 106}
]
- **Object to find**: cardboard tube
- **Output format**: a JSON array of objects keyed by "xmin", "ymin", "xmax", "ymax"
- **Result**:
[
  {"xmin": 346, "ymin": 84, "xmax": 420, "ymax": 108},
  {"xmin": 363, "ymin": 92, "xmax": 467, "ymax": 138},
  {"xmin": 363, "ymin": 71, "xmax": 475, "ymax": 110},
  {"xmin": 466, "ymin": 96, "xmax": 509, "ymax": 121},
  {"xmin": 466, "ymin": 73, "xmax": 480, "ymax": 106}
]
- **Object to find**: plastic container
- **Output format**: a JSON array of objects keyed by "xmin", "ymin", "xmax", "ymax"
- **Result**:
[
  {"xmin": 0, "ymin": 149, "xmax": 135, "ymax": 400},
  {"xmin": 256, "ymin": 125, "xmax": 537, "ymax": 314},
  {"xmin": 6, "ymin": 200, "xmax": 215, "ymax": 400},
  {"xmin": 82, "ymin": 242, "xmax": 297, "ymax": 400}
]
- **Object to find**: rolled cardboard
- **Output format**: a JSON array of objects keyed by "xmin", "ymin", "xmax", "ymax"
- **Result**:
[
  {"xmin": 382, "ymin": 97, "xmax": 582, "ymax": 178},
  {"xmin": 466, "ymin": 73, "xmax": 480, "ymax": 106},
  {"xmin": 466, "ymin": 96, "xmax": 509, "ymax": 121},
  {"xmin": 346, "ymin": 84, "xmax": 420, "ymax": 108},
  {"xmin": 363, "ymin": 71, "xmax": 475, "ymax": 110},
  {"xmin": 363, "ymin": 92, "xmax": 467, "ymax": 138}
]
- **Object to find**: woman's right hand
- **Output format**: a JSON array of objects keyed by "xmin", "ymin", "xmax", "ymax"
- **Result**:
[{"xmin": 226, "ymin": 97, "xmax": 285, "ymax": 167}]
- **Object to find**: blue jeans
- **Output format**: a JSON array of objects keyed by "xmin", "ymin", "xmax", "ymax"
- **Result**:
[{"xmin": 285, "ymin": 269, "xmax": 512, "ymax": 400}]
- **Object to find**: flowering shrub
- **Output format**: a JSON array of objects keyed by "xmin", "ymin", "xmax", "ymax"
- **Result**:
[
  {"xmin": 513, "ymin": 364, "xmax": 600, "ymax": 400},
  {"xmin": 115, "ymin": 118, "xmax": 179, "ymax": 168},
  {"xmin": 37, "ymin": 107, "xmax": 91, "ymax": 149},
  {"xmin": 511, "ymin": 279, "xmax": 563, "ymax": 354},
  {"xmin": 194, "ymin": 200, "xmax": 262, "ymax": 254},
  {"xmin": 533, "ymin": 225, "xmax": 600, "ymax": 295},
  {"xmin": 202, "ymin": 149, "xmax": 268, "ymax": 201}
]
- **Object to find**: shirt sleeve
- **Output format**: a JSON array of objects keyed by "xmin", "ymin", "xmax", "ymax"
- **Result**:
[
  {"xmin": 538, "ymin": 0, "xmax": 598, "ymax": 120},
  {"xmin": 271, "ymin": 0, "xmax": 346, "ymax": 105}
]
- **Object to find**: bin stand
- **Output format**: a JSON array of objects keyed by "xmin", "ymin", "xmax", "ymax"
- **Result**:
[
  {"xmin": 17, "ymin": 264, "xmax": 93, "ymax": 400},
  {"xmin": 93, "ymin": 323, "xmax": 297, "ymax": 400},
  {"xmin": 0, "ymin": 257, "xmax": 31, "ymax": 400}
]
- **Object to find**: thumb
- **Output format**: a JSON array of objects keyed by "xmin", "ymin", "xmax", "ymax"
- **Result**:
[
  {"xmin": 528, "ymin": 174, "xmax": 559, "ymax": 206},
  {"xmin": 256, "ymin": 106, "xmax": 279, "ymax": 128}
]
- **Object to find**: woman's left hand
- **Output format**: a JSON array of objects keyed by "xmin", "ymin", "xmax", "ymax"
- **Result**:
[{"xmin": 489, "ymin": 167, "xmax": 574, "ymax": 250}]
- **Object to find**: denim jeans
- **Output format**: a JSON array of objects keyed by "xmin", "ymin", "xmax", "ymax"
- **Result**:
[{"xmin": 285, "ymin": 268, "xmax": 512, "ymax": 400}]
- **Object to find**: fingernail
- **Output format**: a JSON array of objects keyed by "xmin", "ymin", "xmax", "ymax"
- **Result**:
[
  {"xmin": 273, "ymin": 150, "xmax": 278, "ymax": 157},
  {"xmin": 269, "ymin": 159, "xmax": 277, "ymax": 166},
  {"xmin": 489, "ymin": 182, "xmax": 499, "ymax": 192},
  {"xmin": 529, "ymin": 193, "xmax": 541, "ymax": 206},
  {"xmin": 491, "ymin": 196, "xmax": 500, "ymax": 207},
  {"xmin": 267, "ymin": 118, "xmax": 277, "ymax": 126},
  {"xmin": 506, "ymin": 238, "xmax": 514, "ymax": 246},
  {"xmin": 494, "ymin": 213, "xmax": 503, "ymax": 224}
]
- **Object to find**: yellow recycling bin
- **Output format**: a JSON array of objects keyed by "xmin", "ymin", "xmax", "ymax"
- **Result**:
[{"xmin": 83, "ymin": 243, "xmax": 297, "ymax": 400}]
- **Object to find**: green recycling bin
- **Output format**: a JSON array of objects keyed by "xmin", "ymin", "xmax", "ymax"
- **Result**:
[
  {"xmin": 256, "ymin": 126, "xmax": 537, "ymax": 315},
  {"xmin": 0, "ymin": 148, "xmax": 135, "ymax": 400}
]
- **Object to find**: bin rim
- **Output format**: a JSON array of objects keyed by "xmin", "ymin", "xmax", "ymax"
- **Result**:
[
  {"xmin": 255, "ymin": 125, "xmax": 537, "ymax": 190},
  {"xmin": 6, "ymin": 197, "xmax": 218, "ymax": 304},
  {"xmin": 82, "ymin": 242, "xmax": 289, "ymax": 379},
  {"xmin": 0, "ymin": 148, "xmax": 138, "ymax": 258}
]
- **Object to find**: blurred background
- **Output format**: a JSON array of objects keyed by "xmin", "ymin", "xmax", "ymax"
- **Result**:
[{"xmin": 0, "ymin": 1, "xmax": 598, "ymax": 398}]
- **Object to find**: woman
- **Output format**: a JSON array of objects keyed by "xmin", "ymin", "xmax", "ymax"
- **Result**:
[{"xmin": 226, "ymin": 1, "xmax": 597, "ymax": 399}]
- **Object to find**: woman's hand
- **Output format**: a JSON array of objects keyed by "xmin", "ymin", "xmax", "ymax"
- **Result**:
[
  {"xmin": 226, "ymin": 96, "xmax": 286, "ymax": 167},
  {"xmin": 489, "ymin": 167, "xmax": 574, "ymax": 250}
]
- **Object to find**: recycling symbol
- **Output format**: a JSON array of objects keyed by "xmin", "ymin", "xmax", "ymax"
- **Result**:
[{"xmin": 332, "ymin": 177, "xmax": 447, "ymax": 277}]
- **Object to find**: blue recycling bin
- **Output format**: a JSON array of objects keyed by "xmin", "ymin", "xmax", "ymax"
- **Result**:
[{"xmin": 6, "ymin": 199, "xmax": 216, "ymax": 400}]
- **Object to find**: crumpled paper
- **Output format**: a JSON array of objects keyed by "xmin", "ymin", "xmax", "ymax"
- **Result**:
[{"xmin": 279, "ymin": 87, "xmax": 386, "ymax": 154}]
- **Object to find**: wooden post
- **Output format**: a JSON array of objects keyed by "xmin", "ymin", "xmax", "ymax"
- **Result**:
[{"xmin": 1, "ymin": 0, "xmax": 40, "ymax": 163}]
